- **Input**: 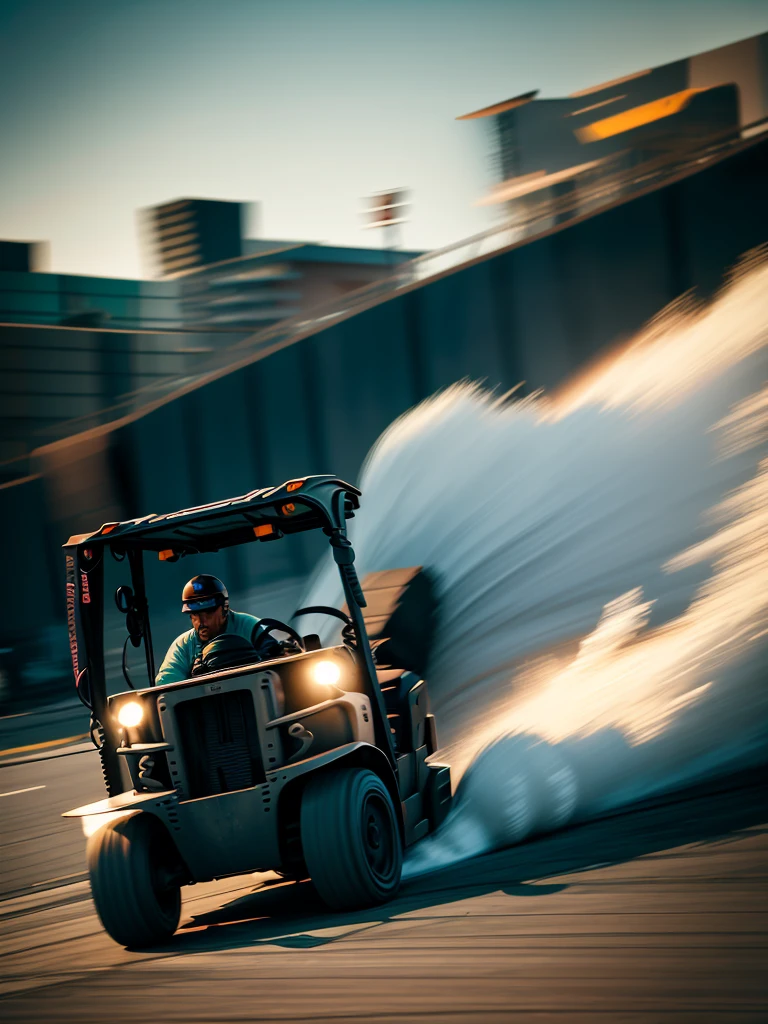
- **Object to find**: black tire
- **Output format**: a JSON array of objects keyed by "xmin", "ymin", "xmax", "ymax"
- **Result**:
[
  {"xmin": 86, "ymin": 811, "xmax": 181, "ymax": 947},
  {"xmin": 300, "ymin": 767, "xmax": 402, "ymax": 910},
  {"xmin": 272, "ymin": 868, "xmax": 307, "ymax": 881}
]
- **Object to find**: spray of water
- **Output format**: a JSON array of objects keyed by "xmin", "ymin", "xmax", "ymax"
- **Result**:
[{"xmin": 302, "ymin": 252, "xmax": 768, "ymax": 875}]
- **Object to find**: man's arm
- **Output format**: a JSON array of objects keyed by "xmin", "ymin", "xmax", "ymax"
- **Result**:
[{"xmin": 155, "ymin": 633, "xmax": 195, "ymax": 685}]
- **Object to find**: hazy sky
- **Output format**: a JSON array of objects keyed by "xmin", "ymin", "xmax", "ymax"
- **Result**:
[{"xmin": 1, "ymin": 0, "xmax": 765, "ymax": 279}]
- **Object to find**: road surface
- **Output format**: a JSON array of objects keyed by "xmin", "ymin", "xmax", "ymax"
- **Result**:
[{"xmin": 0, "ymin": 750, "xmax": 766, "ymax": 1022}]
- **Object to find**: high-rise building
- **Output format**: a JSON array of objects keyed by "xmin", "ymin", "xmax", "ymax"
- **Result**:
[{"xmin": 144, "ymin": 198, "xmax": 244, "ymax": 276}]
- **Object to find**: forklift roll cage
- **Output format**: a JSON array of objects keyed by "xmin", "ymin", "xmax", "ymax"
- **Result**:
[{"xmin": 63, "ymin": 475, "xmax": 395, "ymax": 793}]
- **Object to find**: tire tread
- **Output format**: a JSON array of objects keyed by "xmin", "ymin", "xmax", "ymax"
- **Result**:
[
  {"xmin": 87, "ymin": 811, "xmax": 180, "ymax": 947},
  {"xmin": 301, "ymin": 767, "xmax": 402, "ymax": 911}
]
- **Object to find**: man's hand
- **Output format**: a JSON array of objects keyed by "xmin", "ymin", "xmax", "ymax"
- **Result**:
[
  {"xmin": 279, "ymin": 638, "xmax": 303, "ymax": 656},
  {"xmin": 252, "ymin": 630, "xmax": 284, "ymax": 662}
]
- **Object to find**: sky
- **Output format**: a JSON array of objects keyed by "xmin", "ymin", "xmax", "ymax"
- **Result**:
[{"xmin": 1, "ymin": 0, "xmax": 766, "ymax": 279}]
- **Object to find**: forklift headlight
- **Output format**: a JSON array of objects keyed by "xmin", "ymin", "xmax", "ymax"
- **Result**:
[
  {"xmin": 312, "ymin": 660, "xmax": 341, "ymax": 686},
  {"xmin": 116, "ymin": 701, "xmax": 144, "ymax": 728}
]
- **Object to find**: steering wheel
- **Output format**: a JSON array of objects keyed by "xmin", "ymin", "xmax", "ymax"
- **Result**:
[
  {"xmin": 257, "ymin": 617, "xmax": 305, "ymax": 650},
  {"xmin": 293, "ymin": 605, "xmax": 353, "ymax": 627},
  {"xmin": 293, "ymin": 605, "xmax": 355, "ymax": 645}
]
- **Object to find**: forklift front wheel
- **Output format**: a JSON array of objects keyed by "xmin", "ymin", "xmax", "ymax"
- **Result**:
[
  {"xmin": 86, "ymin": 811, "xmax": 182, "ymax": 947},
  {"xmin": 301, "ymin": 766, "xmax": 402, "ymax": 910}
]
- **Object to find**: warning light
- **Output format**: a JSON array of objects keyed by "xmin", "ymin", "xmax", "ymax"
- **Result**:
[
  {"xmin": 286, "ymin": 481, "xmax": 304, "ymax": 492},
  {"xmin": 100, "ymin": 523, "xmax": 119, "ymax": 535},
  {"xmin": 158, "ymin": 549, "xmax": 176, "ymax": 561},
  {"xmin": 281, "ymin": 503, "xmax": 296, "ymax": 516},
  {"xmin": 254, "ymin": 524, "xmax": 274, "ymax": 538}
]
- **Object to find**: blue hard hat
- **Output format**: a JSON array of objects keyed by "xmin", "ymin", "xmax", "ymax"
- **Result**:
[{"xmin": 181, "ymin": 575, "xmax": 228, "ymax": 613}]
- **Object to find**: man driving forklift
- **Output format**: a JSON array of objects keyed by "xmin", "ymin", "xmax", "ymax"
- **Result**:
[{"xmin": 155, "ymin": 575, "xmax": 282, "ymax": 684}]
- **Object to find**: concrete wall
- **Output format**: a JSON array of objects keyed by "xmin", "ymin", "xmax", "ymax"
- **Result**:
[
  {"xmin": 0, "ymin": 324, "xmax": 249, "ymax": 466},
  {"xmin": 3, "ymin": 137, "xmax": 766, "ymax": 694}
]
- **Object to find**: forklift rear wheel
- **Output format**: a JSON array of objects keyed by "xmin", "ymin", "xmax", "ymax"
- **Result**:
[
  {"xmin": 301, "ymin": 767, "xmax": 402, "ymax": 910},
  {"xmin": 87, "ymin": 811, "xmax": 181, "ymax": 947}
]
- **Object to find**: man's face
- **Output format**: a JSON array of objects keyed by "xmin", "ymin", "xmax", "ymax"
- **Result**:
[{"xmin": 189, "ymin": 605, "xmax": 227, "ymax": 644}]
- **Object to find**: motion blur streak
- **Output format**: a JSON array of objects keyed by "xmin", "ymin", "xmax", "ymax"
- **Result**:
[{"xmin": 302, "ymin": 252, "xmax": 768, "ymax": 875}]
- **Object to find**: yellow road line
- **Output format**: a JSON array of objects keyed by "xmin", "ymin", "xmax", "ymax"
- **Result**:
[{"xmin": 0, "ymin": 734, "xmax": 88, "ymax": 757}]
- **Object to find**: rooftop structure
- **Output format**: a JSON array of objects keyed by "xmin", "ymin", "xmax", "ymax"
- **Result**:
[
  {"xmin": 462, "ymin": 32, "xmax": 768, "ymax": 214},
  {"xmin": 170, "ymin": 241, "xmax": 421, "ymax": 329}
]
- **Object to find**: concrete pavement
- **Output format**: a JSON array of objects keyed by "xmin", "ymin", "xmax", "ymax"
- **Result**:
[
  {"xmin": 0, "ymin": 749, "xmax": 102, "ymax": 898},
  {"xmin": 0, "ymin": 701, "xmax": 90, "ymax": 763},
  {"xmin": 0, "ymin": 753, "xmax": 766, "ymax": 1022}
]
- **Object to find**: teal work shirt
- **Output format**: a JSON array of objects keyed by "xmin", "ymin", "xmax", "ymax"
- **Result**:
[{"xmin": 155, "ymin": 610, "xmax": 263, "ymax": 685}]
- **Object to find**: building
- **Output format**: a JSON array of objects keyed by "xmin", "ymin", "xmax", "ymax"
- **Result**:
[
  {"xmin": 1, "ymin": 221, "xmax": 421, "ymax": 473},
  {"xmin": 0, "ymin": 240, "xmax": 183, "ymax": 330},
  {"xmin": 461, "ymin": 32, "xmax": 768, "ymax": 215},
  {"xmin": 0, "ymin": 241, "xmax": 244, "ymax": 472},
  {"xmin": 170, "ymin": 240, "xmax": 421, "ymax": 329},
  {"xmin": 140, "ymin": 196, "xmax": 421, "ymax": 329},
  {"xmin": 0, "ymin": 240, "xmax": 48, "ymax": 273},
  {"xmin": 143, "ymin": 198, "xmax": 244, "ymax": 277}
]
